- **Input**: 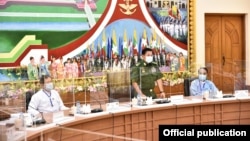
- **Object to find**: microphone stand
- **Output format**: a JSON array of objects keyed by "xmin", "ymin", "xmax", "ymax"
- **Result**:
[
  {"xmin": 33, "ymin": 112, "xmax": 46, "ymax": 125},
  {"xmin": 83, "ymin": 70, "xmax": 103, "ymax": 113}
]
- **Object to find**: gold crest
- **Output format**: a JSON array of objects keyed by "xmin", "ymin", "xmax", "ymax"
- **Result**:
[{"xmin": 119, "ymin": 0, "xmax": 137, "ymax": 15}]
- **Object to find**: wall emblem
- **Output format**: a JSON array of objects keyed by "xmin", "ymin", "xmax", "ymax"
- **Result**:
[{"xmin": 119, "ymin": 0, "xmax": 137, "ymax": 15}]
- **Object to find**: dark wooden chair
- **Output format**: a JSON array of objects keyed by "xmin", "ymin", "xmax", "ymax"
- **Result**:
[
  {"xmin": 25, "ymin": 90, "xmax": 35, "ymax": 111},
  {"xmin": 184, "ymin": 77, "xmax": 197, "ymax": 96}
]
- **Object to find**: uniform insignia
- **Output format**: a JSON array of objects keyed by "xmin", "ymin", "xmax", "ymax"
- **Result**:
[
  {"xmin": 151, "ymin": 67, "xmax": 156, "ymax": 73},
  {"xmin": 142, "ymin": 68, "xmax": 145, "ymax": 73},
  {"xmin": 135, "ymin": 62, "xmax": 141, "ymax": 66}
]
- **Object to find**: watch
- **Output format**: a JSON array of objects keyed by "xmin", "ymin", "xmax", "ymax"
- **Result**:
[{"xmin": 160, "ymin": 91, "xmax": 164, "ymax": 93}]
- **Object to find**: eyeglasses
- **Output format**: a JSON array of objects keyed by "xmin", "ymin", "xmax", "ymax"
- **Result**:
[{"xmin": 199, "ymin": 73, "xmax": 207, "ymax": 75}]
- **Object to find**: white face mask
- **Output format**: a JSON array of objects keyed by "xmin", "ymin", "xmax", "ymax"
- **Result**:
[
  {"xmin": 45, "ymin": 82, "xmax": 54, "ymax": 91},
  {"xmin": 198, "ymin": 74, "xmax": 207, "ymax": 81},
  {"xmin": 145, "ymin": 56, "xmax": 153, "ymax": 63}
]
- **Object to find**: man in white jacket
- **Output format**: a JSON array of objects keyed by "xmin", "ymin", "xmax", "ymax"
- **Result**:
[{"xmin": 28, "ymin": 75, "xmax": 68, "ymax": 118}]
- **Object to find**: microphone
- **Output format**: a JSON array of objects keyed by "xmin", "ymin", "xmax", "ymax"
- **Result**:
[
  {"xmin": 33, "ymin": 112, "xmax": 46, "ymax": 125},
  {"xmin": 29, "ymin": 106, "xmax": 46, "ymax": 125}
]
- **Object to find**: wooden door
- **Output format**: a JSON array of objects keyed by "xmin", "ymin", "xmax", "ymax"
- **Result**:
[{"xmin": 205, "ymin": 15, "xmax": 245, "ymax": 93}]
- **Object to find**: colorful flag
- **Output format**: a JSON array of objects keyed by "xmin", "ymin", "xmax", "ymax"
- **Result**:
[
  {"xmin": 150, "ymin": 28, "xmax": 157, "ymax": 49},
  {"xmin": 86, "ymin": 44, "xmax": 90, "ymax": 58},
  {"xmin": 138, "ymin": 36, "xmax": 142, "ymax": 55},
  {"xmin": 148, "ymin": 35, "xmax": 152, "ymax": 48},
  {"xmin": 128, "ymin": 38, "xmax": 133, "ymax": 57},
  {"xmin": 102, "ymin": 30, "xmax": 107, "ymax": 57},
  {"xmin": 118, "ymin": 37, "xmax": 123, "ymax": 57},
  {"xmin": 97, "ymin": 41, "xmax": 101, "ymax": 57},
  {"xmin": 133, "ymin": 29, "xmax": 138, "ymax": 55},
  {"xmin": 107, "ymin": 37, "xmax": 112, "ymax": 59},
  {"xmin": 151, "ymin": 37, "xmax": 157, "ymax": 48},
  {"xmin": 141, "ymin": 28, "xmax": 148, "ymax": 49},
  {"xmin": 112, "ymin": 29, "xmax": 118, "ymax": 56},
  {"xmin": 123, "ymin": 29, "xmax": 128, "ymax": 56}
]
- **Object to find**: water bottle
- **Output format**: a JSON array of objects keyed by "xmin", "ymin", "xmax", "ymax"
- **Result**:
[
  {"xmin": 210, "ymin": 90, "xmax": 217, "ymax": 99},
  {"xmin": 76, "ymin": 101, "xmax": 81, "ymax": 114},
  {"xmin": 137, "ymin": 94, "xmax": 141, "ymax": 106},
  {"xmin": 19, "ymin": 112, "xmax": 25, "ymax": 130}
]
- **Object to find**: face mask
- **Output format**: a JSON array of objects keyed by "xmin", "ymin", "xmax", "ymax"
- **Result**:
[
  {"xmin": 198, "ymin": 74, "xmax": 207, "ymax": 81},
  {"xmin": 145, "ymin": 56, "xmax": 153, "ymax": 63},
  {"xmin": 45, "ymin": 82, "xmax": 53, "ymax": 91}
]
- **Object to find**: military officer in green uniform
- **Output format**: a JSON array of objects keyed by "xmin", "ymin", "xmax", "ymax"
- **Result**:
[{"xmin": 131, "ymin": 48, "xmax": 165, "ymax": 99}]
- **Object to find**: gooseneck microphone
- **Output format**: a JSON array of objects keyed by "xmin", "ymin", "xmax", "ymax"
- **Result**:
[
  {"xmin": 83, "ymin": 72, "xmax": 103, "ymax": 113},
  {"xmin": 33, "ymin": 112, "xmax": 46, "ymax": 125},
  {"xmin": 29, "ymin": 106, "xmax": 46, "ymax": 124}
]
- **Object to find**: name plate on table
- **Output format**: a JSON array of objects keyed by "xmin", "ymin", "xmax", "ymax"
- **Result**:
[
  {"xmin": 170, "ymin": 95, "xmax": 184, "ymax": 103},
  {"xmin": 235, "ymin": 90, "xmax": 249, "ymax": 98},
  {"xmin": 106, "ymin": 102, "xmax": 119, "ymax": 111},
  {"xmin": 43, "ymin": 111, "xmax": 64, "ymax": 123}
]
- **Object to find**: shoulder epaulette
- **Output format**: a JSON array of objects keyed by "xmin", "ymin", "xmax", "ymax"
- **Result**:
[
  {"xmin": 135, "ymin": 62, "xmax": 141, "ymax": 66},
  {"xmin": 152, "ymin": 62, "xmax": 158, "ymax": 65}
]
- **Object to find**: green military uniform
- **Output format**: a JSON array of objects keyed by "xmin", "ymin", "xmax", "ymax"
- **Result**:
[{"xmin": 131, "ymin": 60, "xmax": 163, "ymax": 99}]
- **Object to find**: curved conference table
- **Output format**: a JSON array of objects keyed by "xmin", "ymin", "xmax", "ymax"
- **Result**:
[{"xmin": 26, "ymin": 96, "xmax": 250, "ymax": 141}]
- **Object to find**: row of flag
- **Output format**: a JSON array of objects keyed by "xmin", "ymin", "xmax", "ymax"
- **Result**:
[{"xmin": 82, "ymin": 29, "xmax": 168, "ymax": 59}]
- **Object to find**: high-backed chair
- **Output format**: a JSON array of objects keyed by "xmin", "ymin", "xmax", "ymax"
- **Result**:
[
  {"xmin": 183, "ymin": 77, "xmax": 197, "ymax": 96},
  {"xmin": 25, "ymin": 90, "xmax": 35, "ymax": 111},
  {"xmin": 205, "ymin": 63, "xmax": 213, "ymax": 81}
]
